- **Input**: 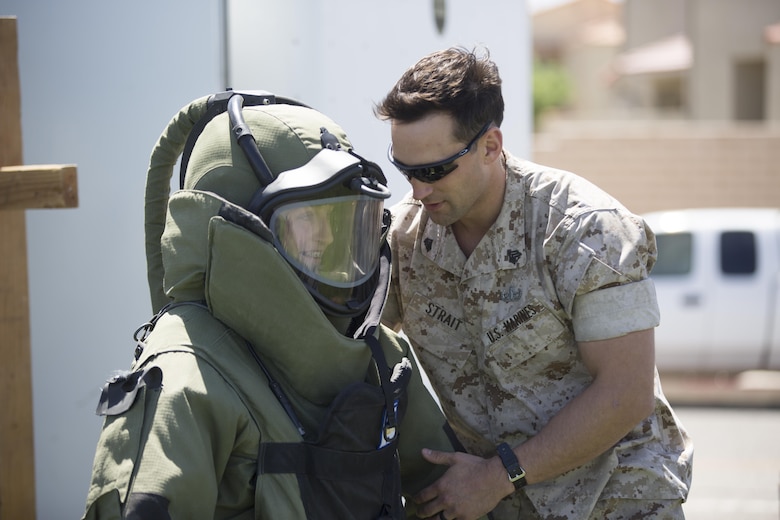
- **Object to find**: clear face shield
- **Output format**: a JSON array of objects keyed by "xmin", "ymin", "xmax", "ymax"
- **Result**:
[
  {"xmin": 270, "ymin": 195, "xmax": 384, "ymax": 298},
  {"xmin": 232, "ymin": 110, "xmax": 392, "ymax": 317}
]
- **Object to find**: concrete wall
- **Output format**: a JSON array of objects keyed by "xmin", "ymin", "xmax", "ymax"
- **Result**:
[
  {"xmin": 621, "ymin": 0, "xmax": 685, "ymax": 49},
  {"xmin": 547, "ymin": 0, "xmax": 780, "ymax": 122},
  {"xmin": 769, "ymin": 29, "xmax": 780, "ymax": 120},
  {"xmin": 532, "ymin": 121, "xmax": 780, "ymax": 215},
  {"xmin": 564, "ymin": 24, "xmax": 623, "ymax": 116},
  {"xmin": 688, "ymin": 0, "xmax": 780, "ymax": 120}
]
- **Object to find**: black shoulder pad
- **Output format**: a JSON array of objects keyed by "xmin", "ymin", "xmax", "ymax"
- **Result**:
[{"xmin": 95, "ymin": 366, "xmax": 163, "ymax": 416}]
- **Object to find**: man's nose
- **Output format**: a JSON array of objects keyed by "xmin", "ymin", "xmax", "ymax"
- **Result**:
[{"xmin": 410, "ymin": 178, "xmax": 434, "ymax": 200}]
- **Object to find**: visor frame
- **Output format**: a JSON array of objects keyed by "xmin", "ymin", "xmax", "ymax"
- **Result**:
[{"xmin": 249, "ymin": 148, "xmax": 389, "ymax": 223}]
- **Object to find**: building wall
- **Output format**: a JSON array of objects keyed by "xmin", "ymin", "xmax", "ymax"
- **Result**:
[
  {"xmin": 539, "ymin": 0, "xmax": 780, "ymax": 122},
  {"xmin": 532, "ymin": 122, "xmax": 780, "ymax": 215},
  {"xmin": 688, "ymin": 0, "xmax": 780, "ymax": 120},
  {"xmin": 564, "ymin": 21, "xmax": 624, "ymax": 116},
  {"xmin": 768, "ymin": 28, "xmax": 780, "ymax": 120},
  {"xmin": 533, "ymin": 0, "xmax": 619, "ymax": 59},
  {"xmin": 621, "ymin": 0, "xmax": 685, "ymax": 49}
]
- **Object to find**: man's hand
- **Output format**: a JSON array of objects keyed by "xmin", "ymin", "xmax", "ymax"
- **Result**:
[{"xmin": 412, "ymin": 448, "xmax": 511, "ymax": 520}]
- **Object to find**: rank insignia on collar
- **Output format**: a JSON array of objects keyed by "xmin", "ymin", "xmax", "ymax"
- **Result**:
[{"xmin": 506, "ymin": 249, "xmax": 521, "ymax": 264}]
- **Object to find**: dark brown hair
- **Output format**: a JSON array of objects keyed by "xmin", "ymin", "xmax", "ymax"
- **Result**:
[{"xmin": 374, "ymin": 46, "xmax": 504, "ymax": 142}]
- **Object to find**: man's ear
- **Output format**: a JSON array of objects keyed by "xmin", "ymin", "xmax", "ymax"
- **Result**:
[{"xmin": 482, "ymin": 126, "xmax": 503, "ymax": 164}]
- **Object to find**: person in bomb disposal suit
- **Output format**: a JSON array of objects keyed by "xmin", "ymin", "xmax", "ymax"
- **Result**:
[
  {"xmin": 82, "ymin": 91, "xmax": 463, "ymax": 520},
  {"xmin": 375, "ymin": 47, "xmax": 693, "ymax": 520}
]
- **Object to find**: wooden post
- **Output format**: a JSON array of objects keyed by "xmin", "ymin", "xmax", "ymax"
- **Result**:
[{"xmin": 0, "ymin": 16, "xmax": 78, "ymax": 519}]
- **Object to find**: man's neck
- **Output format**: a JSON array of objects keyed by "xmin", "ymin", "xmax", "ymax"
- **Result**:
[{"xmin": 452, "ymin": 160, "xmax": 507, "ymax": 257}]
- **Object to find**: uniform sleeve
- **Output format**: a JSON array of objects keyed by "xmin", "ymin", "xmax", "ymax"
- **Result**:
[
  {"xmin": 549, "ymin": 209, "xmax": 660, "ymax": 342},
  {"xmin": 83, "ymin": 351, "xmax": 253, "ymax": 520}
]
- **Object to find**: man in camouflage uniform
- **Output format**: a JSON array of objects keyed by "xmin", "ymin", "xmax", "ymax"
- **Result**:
[{"xmin": 375, "ymin": 47, "xmax": 693, "ymax": 519}]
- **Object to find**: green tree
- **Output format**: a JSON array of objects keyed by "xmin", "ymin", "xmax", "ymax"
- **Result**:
[{"xmin": 532, "ymin": 60, "xmax": 571, "ymax": 131}]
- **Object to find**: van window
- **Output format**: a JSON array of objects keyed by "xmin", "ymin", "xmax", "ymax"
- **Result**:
[
  {"xmin": 652, "ymin": 233, "xmax": 692, "ymax": 275},
  {"xmin": 720, "ymin": 231, "xmax": 756, "ymax": 275}
]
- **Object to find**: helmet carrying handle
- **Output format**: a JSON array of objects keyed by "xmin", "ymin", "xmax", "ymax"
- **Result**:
[
  {"xmin": 346, "ymin": 149, "xmax": 391, "ymax": 200},
  {"xmin": 227, "ymin": 94, "xmax": 276, "ymax": 187},
  {"xmin": 349, "ymin": 176, "xmax": 391, "ymax": 199}
]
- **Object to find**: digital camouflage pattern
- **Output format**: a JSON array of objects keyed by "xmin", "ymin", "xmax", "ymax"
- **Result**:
[{"xmin": 383, "ymin": 153, "xmax": 693, "ymax": 519}]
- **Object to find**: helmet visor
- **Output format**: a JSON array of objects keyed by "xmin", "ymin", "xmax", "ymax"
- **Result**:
[{"xmin": 270, "ymin": 195, "xmax": 384, "ymax": 291}]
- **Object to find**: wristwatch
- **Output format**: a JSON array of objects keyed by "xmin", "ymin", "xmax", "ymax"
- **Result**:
[{"xmin": 496, "ymin": 442, "xmax": 527, "ymax": 490}]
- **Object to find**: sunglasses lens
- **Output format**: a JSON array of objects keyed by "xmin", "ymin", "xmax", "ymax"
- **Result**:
[{"xmin": 403, "ymin": 162, "xmax": 458, "ymax": 183}]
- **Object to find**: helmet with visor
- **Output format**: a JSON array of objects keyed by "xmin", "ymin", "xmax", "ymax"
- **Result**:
[{"xmin": 247, "ymin": 129, "xmax": 390, "ymax": 316}]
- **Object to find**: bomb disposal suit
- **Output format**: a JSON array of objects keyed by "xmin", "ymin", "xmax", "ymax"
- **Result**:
[{"xmin": 82, "ymin": 92, "xmax": 457, "ymax": 520}]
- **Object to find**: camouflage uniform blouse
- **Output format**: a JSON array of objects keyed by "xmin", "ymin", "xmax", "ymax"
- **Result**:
[{"xmin": 382, "ymin": 153, "xmax": 693, "ymax": 519}]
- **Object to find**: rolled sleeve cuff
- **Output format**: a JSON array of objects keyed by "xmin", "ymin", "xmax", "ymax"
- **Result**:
[{"xmin": 572, "ymin": 278, "xmax": 660, "ymax": 342}]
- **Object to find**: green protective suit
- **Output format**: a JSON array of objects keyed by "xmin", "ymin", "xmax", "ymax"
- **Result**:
[{"xmin": 82, "ymin": 97, "xmax": 455, "ymax": 519}]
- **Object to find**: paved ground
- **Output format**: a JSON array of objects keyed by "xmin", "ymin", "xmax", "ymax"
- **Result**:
[
  {"xmin": 674, "ymin": 406, "xmax": 780, "ymax": 520},
  {"xmin": 661, "ymin": 371, "xmax": 780, "ymax": 520},
  {"xmin": 661, "ymin": 370, "xmax": 780, "ymax": 520}
]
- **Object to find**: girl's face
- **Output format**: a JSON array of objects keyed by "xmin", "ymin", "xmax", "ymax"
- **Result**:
[{"xmin": 279, "ymin": 205, "xmax": 334, "ymax": 271}]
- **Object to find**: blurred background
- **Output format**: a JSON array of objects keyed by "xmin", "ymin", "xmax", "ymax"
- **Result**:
[
  {"xmin": 1, "ymin": 0, "xmax": 778, "ymax": 519},
  {"xmin": 530, "ymin": 0, "xmax": 779, "ymax": 213}
]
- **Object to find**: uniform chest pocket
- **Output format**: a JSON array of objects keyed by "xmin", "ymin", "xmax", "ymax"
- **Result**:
[
  {"xmin": 483, "ymin": 301, "xmax": 575, "ymax": 381},
  {"xmin": 402, "ymin": 292, "xmax": 474, "ymax": 375}
]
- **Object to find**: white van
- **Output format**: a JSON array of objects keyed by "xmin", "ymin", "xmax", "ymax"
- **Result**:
[{"xmin": 642, "ymin": 208, "xmax": 780, "ymax": 373}]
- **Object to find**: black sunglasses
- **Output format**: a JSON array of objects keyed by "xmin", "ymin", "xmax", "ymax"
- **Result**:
[{"xmin": 387, "ymin": 122, "xmax": 493, "ymax": 183}]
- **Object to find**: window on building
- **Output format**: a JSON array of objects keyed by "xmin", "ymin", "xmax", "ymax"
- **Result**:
[
  {"xmin": 652, "ymin": 232, "xmax": 692, "ymax": 275},
  {"xmin": 734, "ymin": 60, "xmax": 766, "ymax": 121},
  {"xmin": 720, "ymin": 231, "xmax": 757, "ymax": 275},
  {"xmin": 653, "ymin": 75, "xmax": 685, "ymax": 111}
]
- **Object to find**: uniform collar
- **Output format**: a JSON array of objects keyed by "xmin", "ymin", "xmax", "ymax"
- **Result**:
[{"xmin": 420, "ymin": 152, "xmax": 528, "ymax": 279}]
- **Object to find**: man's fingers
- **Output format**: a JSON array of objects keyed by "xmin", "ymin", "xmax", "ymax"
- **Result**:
[{"xmin": 421, "ymin": 448, "xmax": 457, "ymax": 466}]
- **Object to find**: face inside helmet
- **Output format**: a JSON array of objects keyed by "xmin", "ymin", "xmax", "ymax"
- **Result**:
[{"xmin": 270, "ymin": 194, "xmax": 384, "ymax": 313}]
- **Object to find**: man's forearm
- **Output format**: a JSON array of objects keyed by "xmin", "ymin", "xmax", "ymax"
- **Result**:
[{"xmin": 509, "ymin": 330, "xmax": 657, "ymax": 486}]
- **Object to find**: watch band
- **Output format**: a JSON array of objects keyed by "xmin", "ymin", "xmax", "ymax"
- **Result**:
[{"xmin": 496, "ymin": 442, "xmax": 527, "ymax": 490}]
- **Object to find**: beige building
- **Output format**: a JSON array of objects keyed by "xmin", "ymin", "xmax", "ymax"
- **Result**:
[{"xmin": 531, "ymin": 0, "xmax": 780, "ymax": 213}]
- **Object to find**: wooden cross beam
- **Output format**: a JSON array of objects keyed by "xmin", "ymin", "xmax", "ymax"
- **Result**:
[{"xmin": 1, "ymin": 16, "xmax": 78, "ymax": 518}]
